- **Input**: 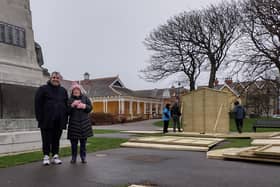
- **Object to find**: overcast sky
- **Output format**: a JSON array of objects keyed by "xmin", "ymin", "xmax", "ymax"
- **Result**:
[{"xmin": 30, "ymin": 0, "xmax": 226, "ymax": 90}]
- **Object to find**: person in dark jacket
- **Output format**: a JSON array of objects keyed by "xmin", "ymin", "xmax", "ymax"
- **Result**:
[
  {"xmin": 162, "ymin": 104, "xmax": 171, "ymax": 133},
  {"xmin": 35, "ymin": 72, "xmax": 68, "ymax": 165},
  {"xmin": 68, "ymin": 82, "xmax": 93, "ymax": 164},
  {"xmin": 171, "ymin": 102, "xmax": 182, "ymax": 132},
  {"xmin": 233, "ymin": 101, "xmax": 246, "ymax": 134}
]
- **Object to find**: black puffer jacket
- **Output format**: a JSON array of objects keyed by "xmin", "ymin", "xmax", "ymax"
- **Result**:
[
  {"xmin": 34, "ymin": 81, "xmax": 68, "ymax": 129},
  {"xmin": 67, "ymin": 95, "xmax": 93, "ymax": 139}
]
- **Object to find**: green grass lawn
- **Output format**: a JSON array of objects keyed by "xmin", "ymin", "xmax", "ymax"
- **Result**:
[
  {"xmin": 0, "ymin": 137, "xmax": 127, "ymax": 168},
  {"xmin": 94, "ymin": 129, "xmax": 120, "ymax": 134},
  {"xmin": 154, "ymin": 118, "xmax": 280, "ymax": 133},
  {"xmin": 229, "ymin": 118, "xmax": 280, "ymax": 132},
  {"xmin": 154, "ymin": 118, "xmax": 280, "ymax": 150}
]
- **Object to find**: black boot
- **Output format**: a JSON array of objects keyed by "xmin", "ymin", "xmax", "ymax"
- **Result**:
[
  {"xmin": 70, "ymin": 156, "xmax": 76, "ymax": 164},
  {"xmin": 81, "ymin": 158, "xmax": 87, "ymax": 164}
]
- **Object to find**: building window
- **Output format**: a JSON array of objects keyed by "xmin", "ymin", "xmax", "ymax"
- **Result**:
[{"xmin": 0, "ymin": 22, "xmax": 26, "ymax": 48}]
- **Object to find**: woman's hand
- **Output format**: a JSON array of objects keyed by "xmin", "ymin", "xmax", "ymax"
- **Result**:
[
  {"xmin": 71, "ymin": 100, "xmax": 81, "ymax": 108},
  {"xmin": 77, "ymin": 103, "xmax": 86, "ymax": 109}
]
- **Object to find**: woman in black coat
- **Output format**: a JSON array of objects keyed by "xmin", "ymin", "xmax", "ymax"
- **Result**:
[{"xmin": 68, "ymin": 83, "xmax": 93, "ymax": 164}]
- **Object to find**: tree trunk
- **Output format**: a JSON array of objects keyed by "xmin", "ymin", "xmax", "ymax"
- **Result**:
[
  {"xmin": 208, "ymin": 64, "xmax": 217, "ymax": 88},
  {"xmin": 189, "ymin": 78, "xmax": 196, "ymax": 91}
]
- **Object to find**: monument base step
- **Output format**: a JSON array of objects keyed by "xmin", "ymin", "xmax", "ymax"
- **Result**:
[
  {"xmin": 0, "ymin": 130, "xmax": 70, "ymax": 156},
  {"xmin": 0, "ymin": 119, "xmax": 38, "ymax": 132}
]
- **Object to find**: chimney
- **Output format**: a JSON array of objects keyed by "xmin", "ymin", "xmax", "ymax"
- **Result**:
[
  {"xmin": 225, "ymin": 77, "xmax": 233, "ymax": 85},
  {"xmin": 84, "ymin": 72, "xmax": 90, "ymax": 80},
  {"xmin": 214, "ymin": 78, "xmax": 219, "ymax": 87}
]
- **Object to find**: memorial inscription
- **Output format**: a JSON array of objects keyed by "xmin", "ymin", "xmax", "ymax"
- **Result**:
[{"xmin": 0, "ymin": 21, "xmax": 26, "ymax": 48}]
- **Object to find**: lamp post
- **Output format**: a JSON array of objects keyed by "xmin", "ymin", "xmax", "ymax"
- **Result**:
[
  {"xmin": 277, "ymin": 77, "xmax": 280, "ymax": 114},
  {"xmin": 177, "ymin": 82, "xmax": 181, "ymax": 103}
]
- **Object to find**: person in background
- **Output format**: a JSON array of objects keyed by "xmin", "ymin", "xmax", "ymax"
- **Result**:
[
  {"xmin": 162, "ymin": 104, "xmax": 171, "ymax": 133},
  {"xmin": 171, "ymin": 102, "xmax": 182, "ymax": 132},
  {"xmin": 233, "ymin": 101, "xmax": 246, "ymax": 134},
  {"xmin": 35, "ymin": 72, "xmax": 68, "ymax": 166},
  {"xmin": 68, "ymin": 82, "xmax": 93, "ymax": 164}
]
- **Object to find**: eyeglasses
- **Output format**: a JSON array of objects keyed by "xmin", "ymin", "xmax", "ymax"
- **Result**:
[{"xmin": 51, "ymin": 77, "xmax": 60, "ymax": 80}]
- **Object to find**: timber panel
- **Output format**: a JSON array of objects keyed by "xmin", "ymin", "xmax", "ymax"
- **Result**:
[{"xmin": 182, "ymin": 88, "xmax": 230, "ymax": 134}]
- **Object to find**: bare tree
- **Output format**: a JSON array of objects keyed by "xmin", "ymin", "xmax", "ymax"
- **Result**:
[
  {"xmin": 141, "ymin": 13, "xmax": 205, "ymax": 91},
  {"xmin": 181, "ymin": 1, "xmax": 241, "ymax": 88},
  {"xmin": 240, "ymin": 0, "xmax": 280, "ymax": 77}
]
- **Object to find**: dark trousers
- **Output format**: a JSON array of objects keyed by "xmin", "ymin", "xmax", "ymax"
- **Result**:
[
  {"xmin": 163, "ymin": 120, "xmax": 169, "ymax": 133},
  {"xmin": 40, "ymin": 128, "xmax": 63, "ymax": 156},
  {"xmin": 235, "ymin": 119, "xmax": 243, "ymax": 133},
  {"xmin": 70, "ymin": 139, "xmax": 87, "ymax": 160},
  {"xmin": 172, "ymin": 116, "xmax": 181, "ymax": 131}
]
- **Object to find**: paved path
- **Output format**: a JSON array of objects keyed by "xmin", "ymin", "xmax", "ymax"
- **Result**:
[
  {"xmin": 1, "ymin": 120, "xmax": 279, "ymax": 186},
  {"xmin": 95, "ymin": 133, "xmax": 135, "ymax": 139},
  {"xmin": 93, "ymin": 119, "xmax": 161, "ymax": 131},
  {"xmin": 93, "ymin": 119, "xmax": 161, "ymax": 139},
  {"xmin": 0, "ymin": 148, "xmax": 279, "ymax": 187}
]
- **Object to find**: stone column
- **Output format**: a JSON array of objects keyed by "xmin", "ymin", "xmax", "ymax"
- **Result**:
[
  {"xmin": 118, "ymin": 98, "xmax": 121, "ymax": 115},
  {"xmin": 150, "ymin": 103, "xmax": 153, "ymax": 114},
  {"xmin": 103, "ymin": 100, "xmax": 106, "ymax": 113},
  {"xmin": 137, "ymin": 101, "xmax": 140, "ymax": 114},
  {"xmin": 121, "ymin": 99, "xmax": 125, "ymax": 114},
  {"xmin": 129, "ymin": 100, "xmax": 133, "ymax": 116},
  {"xmin": 144, "ymin": 102, "xmax": 146, "ymax": 115}
]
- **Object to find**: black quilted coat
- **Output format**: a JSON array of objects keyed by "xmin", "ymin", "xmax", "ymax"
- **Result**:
[
  {"xmin": 67, "ymin": 95, "xmax": 93, "ymax": 139},
  {"xmin": 35, "ymin": 81, "xmax": 68, "ymax": 129}
]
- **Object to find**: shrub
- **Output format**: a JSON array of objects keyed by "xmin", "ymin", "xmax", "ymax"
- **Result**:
[
  {"xmin": 90, "ymin": 112, "xmax": 116, "ymax": 125},
  {"xmin": 116, "ymin": 114, "xmax": 127, "ymax": 123}
]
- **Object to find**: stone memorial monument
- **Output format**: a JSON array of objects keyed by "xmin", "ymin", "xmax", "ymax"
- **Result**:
[{"xmin": 0, "ymin": 0, "xmax": 48, "ymax": 131}]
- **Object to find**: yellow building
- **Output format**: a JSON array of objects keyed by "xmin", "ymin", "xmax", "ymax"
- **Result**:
[{"xmin": 61, "ymin": 75, "xmax": 169, "ymax": 120}]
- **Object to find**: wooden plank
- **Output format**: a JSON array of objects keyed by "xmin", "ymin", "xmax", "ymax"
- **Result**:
[
  {"xmin": 254, "ymin": 145, "xmax": 280, "ymax": 157},
  {"xmin": 121, "ymin": 131, "xmax": 162, "ymax": 134},
  {"xmin": 224, "ymin": 153, "xmax": 280, "ymax": 164},
  {"xmin": 213, "ymin": 104, "xmax": 223, "ymax": 133},
  {"xmin": 121, "ymin": 142, "xmax": 208, "ymax": 152},
  {"xmin": 251, "ymin": 139, "xmax": 280, "ymax": 146},
  {"xmin": 128, "ymin": 136, "xmax": 224, "ymax": 147},
  {"xmin": 207, "ymin": 148, "xmax": 241, "ymax": 160},
  {"xmin": 222, "ymin": 147, "xmax": 259, "ymax": 157}
]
